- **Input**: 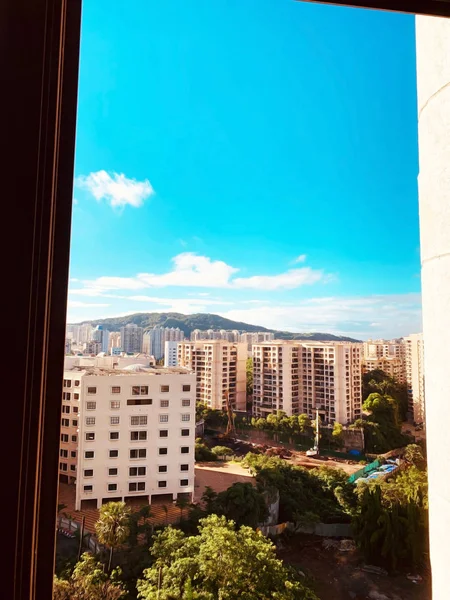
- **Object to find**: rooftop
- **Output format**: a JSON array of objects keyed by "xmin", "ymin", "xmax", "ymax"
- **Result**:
[{"xmin": 64, "ymin": 365, "xmax": 193, "ymax": 377}]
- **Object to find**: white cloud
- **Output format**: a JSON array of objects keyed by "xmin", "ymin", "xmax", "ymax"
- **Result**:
[
  {"xmin": 68, "ymin": 301, "xmax": 111, "ymax": 308},
  {"xmin": 233, "ymin": 267, "xmax": 323, "ymax": 290},
  {"xmin": 73, "ymin": 253, "xmax": 327, "ymax": 293},
  {"xmin": 218, "ymin": 293, "xmax": 422, "ymax": 340},
  {"xmin": 292, "ymin": 254, "xmax": 307, "ymax": 264},
  {"xmin": 76, "ymin": 170, "xmax": 154, "ymax": 209}
]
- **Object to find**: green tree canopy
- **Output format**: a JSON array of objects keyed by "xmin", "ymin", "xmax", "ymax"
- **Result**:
[
  {"xmin": 210, "ymin": 482, "xmax": 268, "ymax": 528},
  {"xmin": 53, "ymin": 553, "xmax": 125, "ymax": 600},
  {"xmin": 137, "ymin": 514, "xmax": 318, "ymax": 600}
]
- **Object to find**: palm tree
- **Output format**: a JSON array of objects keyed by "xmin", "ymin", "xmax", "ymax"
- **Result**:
[
  {"xmin": 95, "ymin": 501, "xmax": 131, "ymax": 572},
  {"xmin": 175, "ymin": 496, "xmax": 190, "ymax": 523},
  {"xmin": 162, "ymin": 504, "xmax": 169, "ymax": 525}
]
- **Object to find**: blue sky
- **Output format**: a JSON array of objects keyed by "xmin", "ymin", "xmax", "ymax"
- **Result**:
[{"xmin": 69, "ymin": 0, "xmax": 422, "ymax": 339}]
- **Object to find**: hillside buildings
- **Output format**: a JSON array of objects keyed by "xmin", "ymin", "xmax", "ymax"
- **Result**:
[
  {"xmin": 404, "ymin": 333, "xmax": 425, "ymax": 424},
  {"xmin": 177, "ymin": 340, "xmax": 247, "ymax": 411},
  {"xmin": 59, "ymin": 361, "xmax": 195, "ymax": 510},
  {"xmin": 252, "ymin": 341, "xmax": 362, "ymax": 425},
  {"xmin": 120, "ymin": 324, "xmax": 144, "ymax": 354}
]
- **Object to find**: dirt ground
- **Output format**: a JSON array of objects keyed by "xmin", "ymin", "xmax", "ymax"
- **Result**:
[
  {"xmin": 287, "ymin": 451, "xmax": 362, "ymax": 475},
  {"xmin": 277, "ymin": 534, "xmax": 431, "ymax": 600},
  {"xmin": 194, "ymin": 461, "xmax": 255, "ymax": 502}
]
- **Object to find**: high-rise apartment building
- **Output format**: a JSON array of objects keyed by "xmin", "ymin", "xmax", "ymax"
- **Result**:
[
  {"xmin": 189, "ymin": 329, "xmax": 242, "ymax": 343},
  {"xmin": 177, "ymin": 340, "xmax": 247, "ymax": 411},
  {"xmin": 361, "ymin": 357, "xmax": 406, "ymax": 385},
  {"xmin": 120, "ymin": 324, "xmax": 144, "ymax": 354},
  {"xmin": 108, "ymin": 332, "xmax": 121, "ymax": 353},
  {"xmin": 240, "ymin": 332, "xmax": 275, "ymax": 351},
  {"xmin": 404, "ymin": 333, "xmax": 425, "ymax": 424},
  {"xmin": 252, "ymin": 341, "xmax": 362, "ymax": 424},
  {"xmin": 59, "ymin": 364, "xmax": 196, "ymax": 509},
  {"xmin": 164, "ymin": 341, "xmax": 178, "ymax": 367},
  {"xmin": 143, "ymin": 327, "xmax": 184, "ymax": 360}
]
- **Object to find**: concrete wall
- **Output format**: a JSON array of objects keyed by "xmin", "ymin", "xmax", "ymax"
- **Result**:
[{"xmin": 416, "ymin": 15, "xmax": 450, "ymax": 599}]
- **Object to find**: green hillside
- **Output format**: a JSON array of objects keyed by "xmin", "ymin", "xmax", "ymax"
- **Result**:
[{"xmin": 69, "ymin": 312, "xmax": 361, "ymax": 343}]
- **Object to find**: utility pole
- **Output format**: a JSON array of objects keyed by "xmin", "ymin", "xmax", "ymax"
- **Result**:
[{"xmin": 77, "ymin": 516, "xmax": 85, "ymax": 560}]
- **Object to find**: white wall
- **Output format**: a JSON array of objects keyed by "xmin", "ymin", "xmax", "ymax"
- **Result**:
[{"xmin": 416, "ymin": 15, "xmax": 450, "ymax": 598}]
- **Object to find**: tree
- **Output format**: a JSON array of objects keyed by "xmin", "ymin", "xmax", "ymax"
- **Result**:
[
  {"xmin": 331, "ymin": 422, "xmax": 344, "ymax": 448},
  {"xmin": 53, "ymin": 553, "xmax": 125, "ymax": 600},
  {"xmin": 95, "ymin": 502, "xmax": 131, "ymax": 572},
  {"xmin": 211, "ymin": 445, "xmax": 234, "ymax": 459},
  {"xmin": 137, "ymin": 514, "xmax": 319, "ymax": 600},
  {"xmin": 201, "ymin": 486, "xmax": 217, "ymax": 511},
  {"xmin": 403, "ymin": 443, "xmax": 426, "ymax": 470},
  {"xmin": 210, "ymin": 482, "xmax": 268, "ymax": 528},
  {"xmin": 175, "ymin": 496, "xmax": 190, "ymax": 523},
  {"xmin": 246, "ymin": 357, "xmax": 253, "ymax": 397},
  {"xmin": 195, "ymin": 440, "xmax": 217, "ymax": 462}
]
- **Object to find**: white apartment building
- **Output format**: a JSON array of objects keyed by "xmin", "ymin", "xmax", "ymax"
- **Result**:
[
  {"xmin": 108, "ymin": 332, "xmax": 121, "ymax": 353},
  {"xmin": 241, "ymin": 332, "xmax": 275, "ymax": 351},
  {"xmin": 361, "ymin": 356, "xmax": 406, "ymax": 385},
  {"xmin": 120, "ymin": 324, "xmax": 144, "ymax": 354},
  {"xmin": 252, "ymin": 341, "xmax": 362, "ymax": 424},
  {"xmin": 189, "ymin": 329, "xmax": 242, "ymax": 343},
  {"xmin": 404, "ymin": 333, "xmax": 425, "ymax": 424},
  {"xmin": 178, "ymin": 340, "xmax": 247, "ymax": 411},
  {"xmin": 164, "ymin": 341, "xmax": 178, "ymax": 367},
  {"xmin": 59, "ymin": 364, "xmax": 196, "ymax": 510}
]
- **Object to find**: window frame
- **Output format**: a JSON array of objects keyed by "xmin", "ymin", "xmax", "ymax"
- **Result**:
[{"xmin": 7, "ymin": 0, "xmax": 449, "ymax": 597}]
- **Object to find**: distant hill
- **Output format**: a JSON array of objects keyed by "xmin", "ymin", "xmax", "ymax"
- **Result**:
[{"xmin": 69, "ymin": 312, "xmax": 361, "ymax": 343}]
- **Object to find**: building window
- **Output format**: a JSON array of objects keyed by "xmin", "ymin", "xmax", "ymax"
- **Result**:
[
  {"xmin": 62, "ymin": 392, "xmax": 71, "ymax": 401},
  {"xmin": 110, "ymin": 401, "xmax": 120, "ymax": 409},
  {"xmin": 158, "ymin": 481, "xmax": 167, "ymax": 488},
  {"xmin": 108, "ymin": 483, "xmax": 117, "ymax": 492},
  {"xmin": 181, "ymin": 414, "xmax": 190, "ymax": 422},
  {"xmin": 83, "ymin": 485, "xmax": 93, "ymax": 493},
  {"xmin": 110, "ymin": 432, "xmax": 119, "ymax": 440},
  {"xmin": 108, "ymin": 468, "xmax": 118, "ymax": 476},
  {"xmin": 86, "ymin": 401, "xmax": 96, "ymax": 410},
  {"xmin": 87, "ymin": 387, "xmax": 97, "ymax": 395},
  {"xmin": 182, "ymin": 384, "xmax": 191, "ymax": 392},
  {"xmin": 72, "ymin": 419, "xmax": 78, "ymax": 427},
  {"xmin": 180, "ymin": 464, "xmax": 189, "ymax": 471},
  {"xmin": 84, "ymin": 469, "xmax": 93, "ymax": 477},
  {"xmin": 60, "ymin": 434, "xmax": 69, "ymax": 443},
  {"xmin": 74, "ymin": 393, "xmax": 79, "ymax": 400},
  {"xmin": 74, "ymin": 380, "xmax": 80, "ymax": 387},
  {"xmin": 160, "ymin": 385, "xmax": 169, "ymax": 393},
  {"xmin": 129, "ymin": 466, "xmax": 146, "ymax": 477},
  {"xmin": 182, "ymin": 399, "xmax": 191, "ymax": 407},
  {"xmin": 159, "ymin": 430, "xmax": 168, "ymax": 438},
  {"xmin": 180, "ymin": 479, "xmax": 189, "ymax": 487},
  {"xmin": 160, "ymin": 399, "xmax": 169, "ymax": 408},
  {"xmin": 132, "ymin": 386, "xmax": 149, "ymax": 395},
  {"xmin": 110, "ymin": 416, "xmax": 120, "ymax": 425},
  {"xmin": 59, "ymin": 462, "xmax": 68, "ymax": 472},
  {"xmin": 71, "ymin": 451, "xmax": 77, "ymax": 458},
  {"xmin": 60, "ymin": 449, "xmax": 68, "ymax": 458},
  {"xmin": 130, "ymin": 415, "xmax": 147, "ymax": 426},
  {"xmin": 111, "ymin": 386, "xmax": 121, "ymax": 394},
  {"xmin": 72, "ymin": 406, "xmax": 79, "ymax": 413},
  {"xmin": 159, "ymin": 414, "xmax": 169, "ymax": 423},
  {"xmin": 130, "ymin": 431, "xmax": 147, "ymax": 441},
  {"xmin": 71, "ymin": 435, "xmax": 77, "ymax": 442},
  {"xmin": 158, "ymin": 465, "xmax": 167, "ymax": 473},
  {"xmin": 130, "ymin": 449, "xmax": 146, "ymax": 459},
  {"xmin": 70, "ymin": 465, "xmax": 76, "ymax": 472},
  {"xmin": 62, "ymin": 405, "xmax": 70, "ymax": 414},
  {"xmin": 61, "ymin": 418, "xmax": 69, "ymax": 427},
  {"xmin": 85, "ymin": 432, "xmax": 95, "ymax": 441},
  {"xmin": 109, "ymin": 450, "xmax": 119, "ymax": 458},
  {"xmin": 63, "ymin": 379, "xmax": 72, "ymax": 388},
  {"xmin": 129, "ymin": 482, "xmax": 145, "ymax": 492},
  {"xmin": 180, "ymin": 446, "xmax": 189, "ymax": 454},
  {"xmin": 181, "ymin": 429, "xmax": 190, "ymax": 437},
  {"xmin": 127, "ymin": 398, "xmax": 152, "ymax": 406},
  {"xmin": 158, "ymin": 448, "xmax": 168, "ymax": 455},
  {"xmin": 85, "ymin": 417, "xmax": 95, "ymax": 426},
  {"xmin": 85, "ymin": 451, "xmax": 94, "ymax": 459}
]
